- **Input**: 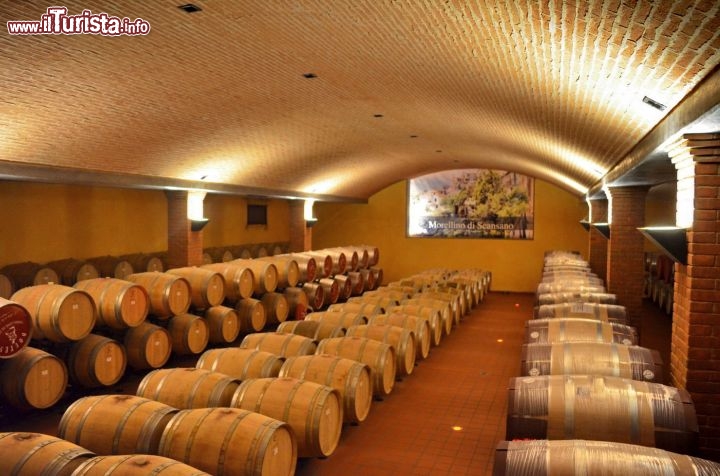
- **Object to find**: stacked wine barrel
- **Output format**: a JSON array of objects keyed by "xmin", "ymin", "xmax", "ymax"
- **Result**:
[{"xmin": 495, "ymin": 250, "xmax": 703, "ymax": 475}]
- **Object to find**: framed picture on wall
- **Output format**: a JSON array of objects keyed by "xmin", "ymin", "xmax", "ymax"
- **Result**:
[{"xmin": 407, "ymin": 169, "xmax": 534, "ymax": 239}]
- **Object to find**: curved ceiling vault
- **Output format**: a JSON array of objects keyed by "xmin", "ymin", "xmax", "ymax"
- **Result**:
[{"xmin": 1, "ymin": 1, "xmax": 719, "ymax": 202}]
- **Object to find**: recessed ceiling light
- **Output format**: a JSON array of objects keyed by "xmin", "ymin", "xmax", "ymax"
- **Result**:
[
  {"xmin": 642, "ymin": 96, "xmax": 666, "ymax": 111},
  {"xmin": 373, "ymin": 114, "xmax": 384, "ymax": 118},
  {"xmin": 302, "ymin": 73, "xmax": 318, "ymax": 79},
  {"xmin": 178, "ymin": 3, "xmax": 202, "ymax": 13}
]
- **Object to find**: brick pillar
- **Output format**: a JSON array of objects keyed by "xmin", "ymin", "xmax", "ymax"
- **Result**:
[
  {"xmin": 165, "ymin": 190, "xmax": 204, "ymax": 269},
  {"xmin": 588, "ymin": 198, "xmax": 608, "ymax": 282},
  {"xmin": 671, "ymin": 149, "xmax": 720, "ymax": 460},
  {"xmin": 289, "ymin": 200, "xmax": 312, "ymax": 252},
  {"xmin": 606, "ymin": 186, "xmax": 649, "ymax": 331}
]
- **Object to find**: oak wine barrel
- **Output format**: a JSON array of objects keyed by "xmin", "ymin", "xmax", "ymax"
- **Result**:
[
  {"xmin": 125, "ymin": 272, "xmax": 191, "ymax": 319},
  {"xmin": 11, "ymin": 284, "xmax": 96, "ymax": 343},
  {"xmin": 239, "ymin": 332, "xmax": 317, "ymax": 358},
  {"xmin": 158, "ymin": 407, "xmax": 296, "ymax": 476},
  {"xmin": 317, "ymin": 336, "xmax": 396, "ymax": 398},
  {"xmin": 123, "ymin": 322, "xmax": 172, "ymax": 370},
  {"xmin": 46, "ymin": 259, "xmax": 99, "ymax": 286},
  {"xmin": 0, "ymin": 432, "xmax": 94, "ymax": 476},
  {"xmin": 196, "ymin": 348, "xmax": 284, "ymax": 379},
  {"xmin": 137, "ymin": 367, "xmax": 240, "ymax": 409},
  {"xmin": 66, "ymin": 333, "xmax": 127, "ymax": 388},
  {"xmin": 280, "ymin": 354, "xmax": 373, "ymax": 424},
  {"xmin": 71, "ymin": 454, "xmax": 211, "ymax": 475},
  {"xmin": 165, "ymin": 267, "xmax": 226, "ymax": 310},
  {"xmin": 73, "ymin": 278, "xmax": 149, "ymax": 330},
  {"xmin": 493, "ymin": 439, "xmax": 720, "ymax": 476},
  {"xmin": 0, "ymin": 297, "xmax": 32, "ymax": 358},
  {"xmin": 58, "ymin": 394, "xmax": 178, "ymax": 455},
  {"xmin": 0, "ymin": 346, "xmax": 68, "ymax": 410},
  {"xmin": 203, "ymin": 305, "xmax": 240, "ymax": 344},
  {"xmin": 506, "ymin": 375, "xmax": 698, "ymax": 454},
  {"xmin": 231, "ymin": 377, "xmax": 342, "ymax": 458}
]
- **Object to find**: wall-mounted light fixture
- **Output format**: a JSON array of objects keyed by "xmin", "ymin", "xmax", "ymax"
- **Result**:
[
  {"xmin": 591, "ymin": 222, "xmax": 611, "ymax": 239},
  {"xmin": 188, "ymin": 190, "xmax": 210, "ymax": 231},
  {"xmin": 304, "ymin": 199, "xmax": 317, "ymax": 228},
  {"xmin": 638, "ymin": 226, "xmax": 688, "ymax": 265}
]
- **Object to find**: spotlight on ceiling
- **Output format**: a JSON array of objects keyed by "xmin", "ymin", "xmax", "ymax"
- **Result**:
[
  {"xmin": 178, "ymin": 4, "xmax": 202, "ymax": 13},
  {"xmin": 642, "ymin": 96, "xmax": 666, "ymax": 111}
]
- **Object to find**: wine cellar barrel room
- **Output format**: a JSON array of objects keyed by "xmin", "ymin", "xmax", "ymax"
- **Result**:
[{"xmin": 1, "ymin": 2, "xmax": 720, "ymax": 475}]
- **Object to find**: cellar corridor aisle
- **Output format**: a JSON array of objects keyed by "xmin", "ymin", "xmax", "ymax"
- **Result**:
[{"xmin": 296, "ymin": 292, "xmax": 533, "ymax": 475}]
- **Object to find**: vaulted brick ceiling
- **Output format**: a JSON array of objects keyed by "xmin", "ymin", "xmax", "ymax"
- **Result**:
[{"xmin": 1, "ymin": 1, "xmax": 719, "ymax": 201}]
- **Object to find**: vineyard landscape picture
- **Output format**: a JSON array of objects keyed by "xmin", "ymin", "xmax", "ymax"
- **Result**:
[{"xmin": 408, "ymin": 169, "xmax": 534, "ymax": 239}]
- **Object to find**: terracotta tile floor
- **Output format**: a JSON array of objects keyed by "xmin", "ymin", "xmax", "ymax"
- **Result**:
[{"xmin": 1, "ymin": 292, "xmax": 673, "ymax": 476}]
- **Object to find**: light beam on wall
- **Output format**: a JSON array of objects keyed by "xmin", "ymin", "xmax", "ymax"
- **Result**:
[{"xmin": 188, "ymin": 190, "xmax": 210, "ymax": 231}]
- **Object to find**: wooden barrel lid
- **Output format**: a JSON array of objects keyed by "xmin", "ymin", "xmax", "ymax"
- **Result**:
[{"xmin": 0, "ymin": 299, "xmax": 33, "ymax": 358}]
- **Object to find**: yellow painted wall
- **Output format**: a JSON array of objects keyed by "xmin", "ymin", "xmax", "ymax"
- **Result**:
[
  {"xmin": 0, "ymin": 181, "xmax": 167, "ymax": 265},
  {"xmin": 0, "ymin": 181, "xmax": 291, "ymax": 267},
  {"xmin": 313, "ymin": 179, "xmax": 588, "ymax": 292},
  {"xmin": 203, "ymin": 194, "xmax": 290, "ymax": 248}
]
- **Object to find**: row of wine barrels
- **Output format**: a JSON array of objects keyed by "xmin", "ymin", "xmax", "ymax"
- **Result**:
[
  {"xmin": 87, "ymin": 255, "xmax": 134, "ymax": 279},
  {"xmin": 493, "ymin": 439, "xmax": 720, "ymax": 476},
  {"xmin": 133, "ymin": 367, "xmax": 341, "ymax": 459},
  {"xmin": 58, "ymin": 394, "xmax": 297, "ymax": 475},
  {"xmin": 0, "ymin": 262, "xmax": 59, "ymax": 290}
]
